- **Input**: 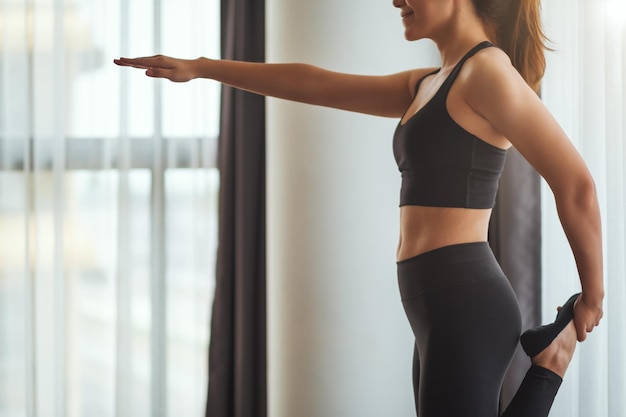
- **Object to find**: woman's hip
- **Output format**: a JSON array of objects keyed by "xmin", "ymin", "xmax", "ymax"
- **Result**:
[{"xmin": 397, "ymin": 241, "xmax": 522, "ymax": 345}]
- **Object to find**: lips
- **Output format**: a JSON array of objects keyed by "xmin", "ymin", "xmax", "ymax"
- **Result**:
[{"xmin": 401, "ymin": 11, "xmax": 413, "ymax": 19}]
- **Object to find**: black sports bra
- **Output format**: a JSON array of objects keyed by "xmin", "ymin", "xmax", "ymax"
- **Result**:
[{"xmin": 392, "ymin": 41, "xmax": 507, "ymax": 209}]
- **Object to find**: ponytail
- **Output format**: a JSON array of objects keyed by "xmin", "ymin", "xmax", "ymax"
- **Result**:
[{"xmin": 473, "ymin": 0, "xmax": 549, "ymax": 92}]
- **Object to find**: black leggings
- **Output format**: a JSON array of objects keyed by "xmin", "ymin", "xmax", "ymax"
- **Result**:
[{"xmin": 398, "ymin": 242, "xmax": 563, "ymax": 417}]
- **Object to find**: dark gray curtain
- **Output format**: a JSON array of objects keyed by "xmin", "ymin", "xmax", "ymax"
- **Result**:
[
  {"xmin": 205, "ymin": 1, "xmax": 266, "ymax": 417},
  {"xmin": 489, "ymin": 147, "xmax": 542, "ymax": 410}
]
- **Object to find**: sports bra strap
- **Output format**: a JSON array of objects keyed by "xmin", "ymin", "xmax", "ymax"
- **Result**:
[
  {"xmin": 439, "ymin": 41, "xmax": 494, "ymax": 94},
  {"xmin": 411, "ymin": 41, "xmax": 494, "ymax": 98},
  {"xmin": 413, "ymin": 68, "xmax": 441, "ymax": 95}
]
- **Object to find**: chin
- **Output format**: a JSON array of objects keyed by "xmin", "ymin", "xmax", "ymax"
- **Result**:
[{"xmin": 403, "ymin": 29, "xmax": 424, "ymax": 42}]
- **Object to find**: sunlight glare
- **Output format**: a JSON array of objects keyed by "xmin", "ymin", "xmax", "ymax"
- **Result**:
[{"xmin": 604, "ymin": 0, "xmax": 626, "ymax": 28}]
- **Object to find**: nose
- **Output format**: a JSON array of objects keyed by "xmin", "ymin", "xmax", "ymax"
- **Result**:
[{"xmin": 393, "ymin": 0, "xmax": 405, "ymax": 8}]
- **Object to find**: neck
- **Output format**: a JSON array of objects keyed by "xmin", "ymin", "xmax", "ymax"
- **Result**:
[{"xmin": 431, "ymin": 8, "xmax": 494, "ymax": 70}]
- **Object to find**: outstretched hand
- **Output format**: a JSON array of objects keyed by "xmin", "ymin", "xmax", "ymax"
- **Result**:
[
  {"xmin": 113, "ymin": 55, "xmax": 201, "ymax": 82},
  {"xmin": 573, "ymin": 294, "xmax": 603, "ymax": 342}
]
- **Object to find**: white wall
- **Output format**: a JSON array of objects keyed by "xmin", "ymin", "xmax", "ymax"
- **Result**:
[{"xmin": 266, "ymin": 1, "xmax": 439, "ymax": 416}]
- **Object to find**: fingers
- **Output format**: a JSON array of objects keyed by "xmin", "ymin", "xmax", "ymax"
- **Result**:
[
  {"xmin": 113, "ymin": 59, "xmax": 149, "ymax": 69},
  {"xmin": 573, "ymin": 297, "xmax": 604, "ymax": 342},
  {"xmin": 112, "ymin": 59, "xmax": 166, "ymax": 77},
  {"xmin": 145, "ymin": 67, "xmax": 172, "ymax": 79},
  {"xmin": 575, "ymin": 320, "xmax": 588, "ymax": 342},
  {"xmin": 113, "ymin": 55, "xmax": 174, "ymax": 70},
  {"xmin": 113, "ymin": 55, "xmax": 192, "ymax": 81},
  {"xmin": 575, "ymin": 318, "xmax": 602, "ymax": 342},
  {"xmin": 112, "ymin": 59, "xmax": 170, "ymax": 78}
]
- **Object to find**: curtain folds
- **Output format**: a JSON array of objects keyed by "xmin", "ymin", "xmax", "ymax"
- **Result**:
[
  {"xmin": 206, "ymin": 1, "xmax": 266, "ymax": 417},
  {"xmin": 542, "ymin": 1, "xmax": 626, "ymax": 416}
]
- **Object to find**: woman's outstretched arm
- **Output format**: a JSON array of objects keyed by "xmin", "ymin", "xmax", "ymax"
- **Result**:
[
  {"xmin": 114, "ymin": 55, "xmax": 436, "ymax": 118},
  {"xmin": 464, "ymin": 48, "xmax": 604, "ymax": 342}
]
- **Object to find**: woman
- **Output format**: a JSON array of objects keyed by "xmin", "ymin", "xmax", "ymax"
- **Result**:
[{"xmin": 115, "ymin": 0, "xmax": 604, "ymax": 415}]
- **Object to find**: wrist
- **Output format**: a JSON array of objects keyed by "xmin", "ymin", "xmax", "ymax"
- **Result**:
[
  {"xmin": 581, "ymin": 289, "xmax": 604, "ymax": 308},
  {"xmin": 193, "ymin": 57, "xmax": 213, "ymax": 79}
]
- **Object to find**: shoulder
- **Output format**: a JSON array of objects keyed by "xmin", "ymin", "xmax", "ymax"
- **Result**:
[
  {"xmin": 461, "ymin": 45, "xmax": 517, "ymax": 81},
  {"xmin": 454, "ymin": 46, "xmax": 592, "ymax": 197},
  {"xmin": 456, "ymin": 46, "xmax": 537, "ymax": 117}
]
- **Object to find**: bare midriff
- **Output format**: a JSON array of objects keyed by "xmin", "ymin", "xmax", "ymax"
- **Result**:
[{"xmin": 397, "ymin": 205, "xmax": 492, "ymax": 262}]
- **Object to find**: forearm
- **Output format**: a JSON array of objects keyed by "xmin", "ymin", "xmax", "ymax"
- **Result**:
[
  {"xmin": 194, "ymin": 59, "xmax": 325, "ymax": 104},
  {"xmin": 554, "ymin": 180, "xmax": 604, "ymax": 305}
]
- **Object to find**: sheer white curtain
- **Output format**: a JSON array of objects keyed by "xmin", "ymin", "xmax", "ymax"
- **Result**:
[
  {"xmin": 0, "ymin": 0, "xmax": 220, "ymax": 416},
  {"xmin": 542, "ymin": 1, "xmax": 626, "ymax": 416}
]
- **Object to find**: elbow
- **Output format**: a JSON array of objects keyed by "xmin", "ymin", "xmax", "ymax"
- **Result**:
[
  {"xmin": 557, "ymin": 174, "xmax": 598, "ymax": 212},
  {"xmin": 576, "ymin": 175, "xmax": 598, "ymax": 209}
]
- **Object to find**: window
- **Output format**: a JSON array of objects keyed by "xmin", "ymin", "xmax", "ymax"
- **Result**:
[{"xmin": 0, "ymin": 0, "xmax": 220, "ymax": 416}]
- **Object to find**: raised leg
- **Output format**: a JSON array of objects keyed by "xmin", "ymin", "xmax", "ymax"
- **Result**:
[{"xmin": 502, "ymin": 312, "xmax": 578, "ymax": 417}]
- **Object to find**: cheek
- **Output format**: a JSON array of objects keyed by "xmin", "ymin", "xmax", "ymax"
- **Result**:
[
  {"xmin": 405, "ymin": 1, "xmax": 433, "ymax": 21},
  {"xmin": 405, "ymin": 0, "xmax": 419, "ymax": 13}
]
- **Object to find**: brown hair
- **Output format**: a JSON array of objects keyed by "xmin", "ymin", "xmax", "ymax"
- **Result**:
[{"xmin": 472, "ymin": 0, "xmax": 549, "ymax": 92}]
